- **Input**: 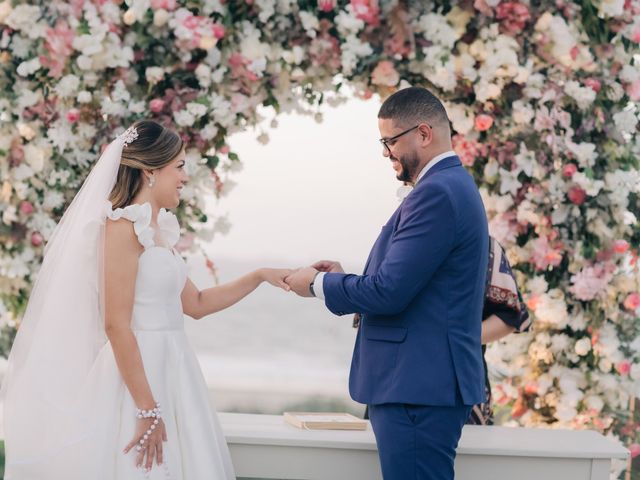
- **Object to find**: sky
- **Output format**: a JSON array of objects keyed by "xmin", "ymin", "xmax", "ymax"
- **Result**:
[{"xmin": 203, "ymin": 94, "xmax": 403, "ymax": 272}]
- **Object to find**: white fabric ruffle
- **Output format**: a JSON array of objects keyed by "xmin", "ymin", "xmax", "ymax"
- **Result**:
[{"xmin": 105, "ymin": 201, "xmax": 180, "ymax": 250}]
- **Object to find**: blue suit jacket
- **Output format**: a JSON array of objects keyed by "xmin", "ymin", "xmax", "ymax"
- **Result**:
[{"xmin": 323, "ymin": 156, "xmax": 488, "ymax": 406}]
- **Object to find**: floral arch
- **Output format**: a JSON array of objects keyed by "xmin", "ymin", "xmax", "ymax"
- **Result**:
[{"xmin": 0, "ymin": 0, "xmax": 639, "ymax": 471}]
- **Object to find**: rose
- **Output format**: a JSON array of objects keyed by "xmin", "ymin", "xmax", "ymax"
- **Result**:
[
  {"xmin": 31, "ymin": 232, "xmax": 43, "ymax": 247},
  {"xmin": 568, "ymin": 185, "xmax": 586, "ymax": 205},
  {"xmin": 474, "ymin": 114, "xmax": 494, "ymax": 132},
  {"xmin": 562, "ymin": 164, "xmax": 577, "ymax": 178},
  {"xmin": 583, "ymin": 78, "xmax": 601, "ymax": 93},
  {"xmin": 20, "ymin": 201, "xmax": 34, "ymax": 215},
  {"xmin": 66, "ymin": 109, "xmax": 80, "ymax": 123},
  {"xmin": 615, "ymin": 361, "xmax": 631, "ymax": 375},
  {"xmin": 623, "ymin": 292, "xmax": 640, "ymax": 311},
  {"xmin": 149, "ymin": 99, "xmax": 165, "ymax": 113},
  {"xmin": 371, "ymin": 60, "xmax": 400, "ymax": 87},
  {"xmin": 613, "ymin": 239, "xmax": 629, "ymax": 253},
  {"xmin": 575, "ymin": 338, "xmax": 592, "ymax": 356},
  {"xmin": 318, "ymin": 0, "xmax": 336, "ymax": 11}
]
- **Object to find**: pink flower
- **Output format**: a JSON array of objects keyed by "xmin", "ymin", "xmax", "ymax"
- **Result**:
[
  {"xmin": 175, "ymin": 233, "xmax": 195, "ymax": 253},
  {"xmin": 20, "ymin": 201, "xmax": 34, "ymax": 215},
  {"xmin": 570, "ymin": 263, "xmax": 615, "ymax": 301},
  {"xmin": 631, "ymin": 24, "xmax": 640, "ymax": 43},
  {"xmin": 66, "ymin": 109, "xmax": 80, "ymax": 123},
  {"xmin": 613, "ymin": 239, "xmax": 629, "ymax": 254},
  {"xmin": 350, "ymin": 0, "xmax": 380, "ymax": 26},
  {"xmin": 475, "ymin": 114, "xmax": 494, "ymax": 132},
  {"xmin": 151, "ymin": 0, "xmax": 177, "ymax": 9},
  {"xmin": 371, "ymin": 60, "xmax": 399, "ymax": 87},
  {"xmin": 31, "ymin": 232, "xmax": 43, "ymax": 247},
  {"xmin": 452, "ymin": 134, "xmax": 487, "ymax": 167},
  {"xmin": 584, "ymin": 78, "xmax": 601, "ymax": 93},
  {"xmin": 630, "ymin": 444, "xmax": 640, "ymax": 459},
  {"xmin": 615, "ymin": 361, "xmax": 631, "ymax": 375},
  {"xmin": 568, "ymin": 186, "xmax": 586, "ymax": 205},
  {"xmin": 524, "ymin": 382, "xmax": 538, "ymax": 395},
  {"xmin": 496, "ymin": 2, "xmax": 531, "ymax": 35},
  {"xmin": 562, "ymin": 164, "xmax": 577, "ymax": 178},
  {"xmin": 626, "ymin": 79, "xmax": 640, "ymax": 102},
  {"xmin": 219, "ymin": 145, "xmax": 230, "ymax": 154},
  {"xmin": 149, "ymin": 98, "xmax": 165, "ymax": 113},
  {"xmin": 530, "ymin": 236, "xmax": 563, "ymax": 271},
  {"xmin": 318, "ymin": 0, "xmax": 336, "ymax": 11},
  {"xmin": 624, "ymin": 292, "xmax": 640, "ymax": 311},
  {"xmin": 212, "ymin": 23, "xmax": 225, "ymax": 39},
  {"xmin": 40, "ymin": 21, "xmax": 75, "ymax": 78}
]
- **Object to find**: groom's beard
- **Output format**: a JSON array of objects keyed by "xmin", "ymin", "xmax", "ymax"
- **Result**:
[{"xmin": 394, "ymin": 151, "xmax": 421, "ymax": 183}]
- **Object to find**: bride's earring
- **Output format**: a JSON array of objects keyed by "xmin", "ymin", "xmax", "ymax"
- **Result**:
[{"xmin": 148, "ymin": 175, "xmax": 155, "ymax": 188}]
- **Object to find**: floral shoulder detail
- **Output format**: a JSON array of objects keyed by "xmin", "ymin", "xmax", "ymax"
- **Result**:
[{"xmin": 105, "ymin": 200, "xmax": 154, "ymax": 249}]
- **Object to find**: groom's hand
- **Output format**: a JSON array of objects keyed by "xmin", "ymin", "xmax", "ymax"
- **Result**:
[
  {"xmin": 311, "ymin": 260, "xmax": 344, "ymax": 274},
  {"xmin": 285, "ymin": 267, "xmax": 318, "ymax": 297}
]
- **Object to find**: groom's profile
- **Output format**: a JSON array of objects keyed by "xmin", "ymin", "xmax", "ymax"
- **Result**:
[{"xmin": 286, "ymin": 86, "xmax": 489, "ymax": 480}]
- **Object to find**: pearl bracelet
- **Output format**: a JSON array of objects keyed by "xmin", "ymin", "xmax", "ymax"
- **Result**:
[
  {"xmin": 135, "ymin": 402, "xmax": 162, "ymax": 452},
  {"xmin": 136, "ymin": 402, "xmax": 162, "ymax": 420}
]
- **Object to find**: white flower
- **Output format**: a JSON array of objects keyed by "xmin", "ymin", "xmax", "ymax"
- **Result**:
[
  {"xmin": 564, "ymin": 81, "xmax": 596, "ymax": 110},
  {"xmin": 417, "ymin": 13, "xmax": 459, "ymax": 49},
  {"xmin": 335, "ymin": 6, "xmax": 364, "ymax": 36},
  {"xmin": 474, "ymin": 81, "xmax": 501, "ymax": 103},
  {"xmin": 55, "ymin": 75, "xmax": 81, "ymax": 98},
  {"xmin": 606, "ymin": 82, "xmax": 624, "ymax": 101},
  {"xmin": 16, "ymin": 57, "xmax": 41, "ymax": 77},
  {"xmin": 0, "ymin": 0, "xmax": 12, "ymax": 24},
  {"xmin": 195, "ymin": 64, "xmax": 212, "ymax": 88},
  {"xmin": 566, "ymin": 141, "xmax": 597, "ymax": 168},
  {"xmin": 5, "ymin": 5, "xmax": 40, "ymax": 34},
  {"xmin": 341, "ymin": 35, "xmax": 373, "ymax": 75},
  {"xmin": 613, "ymin": 108, "xmax": 638, "ymax": 136},
  {"xmin": 145, "ymin": 67, "xmax": 165, "ymax": 85},
  {"xmin": 445, "ymin": 103, "xmax": 474, "ymax": 135},
  {"xmin": 598, "ymin": 0, "xmax": 624, "ymax": 17},
  {"xmin": 43, "ymin": 190, "xmax": 65, "ymax": 211},
  {"xmin": 298, "ymin": 11, "xmax": 319, "ymax": 36},
  {"xmin": 186, "ymin": 102, "xmax": 207, "ymax": 118},
  {"xmin": 174, "ymin": 110, "xmax": 196, "ymax": 127},
  {"xmin": 77, "ymin": 91, "xmax": 92, "ymax": 103},
  {"xmin": 512, "ymin": 100, "xmax": 534, "ymax": 125},
  {"xmin": 153, "ymin": 8, "xmax": 170, "ymax": 27},
  {"xmin": 575, "ymin": 338, "xmax": 592, "ymax": 356}
]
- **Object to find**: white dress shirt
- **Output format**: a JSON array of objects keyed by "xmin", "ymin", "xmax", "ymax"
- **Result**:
[{"xmin": 314, "ymin": 150, "xmax": 457, "ymax": 301}]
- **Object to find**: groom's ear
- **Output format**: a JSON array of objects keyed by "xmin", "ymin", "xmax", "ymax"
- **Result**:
[{"xmin": 417, "ymin": 123, "xmax": 433, "ymax": 147}]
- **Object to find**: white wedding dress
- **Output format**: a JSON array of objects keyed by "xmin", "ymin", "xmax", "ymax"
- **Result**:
[{"xmin": 4, "ymin": 201, "xmax": 235, "ymax": 479}]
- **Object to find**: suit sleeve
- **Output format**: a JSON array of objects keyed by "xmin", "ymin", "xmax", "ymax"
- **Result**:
[{"xmin": 323, "ymin": 183, "xmax": 456, "ymax": 316}]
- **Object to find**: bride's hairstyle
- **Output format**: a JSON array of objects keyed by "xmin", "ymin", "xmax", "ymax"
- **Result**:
[{"xmin": 109, "ymin": 119, "xmax": 184, "ymax": 209}]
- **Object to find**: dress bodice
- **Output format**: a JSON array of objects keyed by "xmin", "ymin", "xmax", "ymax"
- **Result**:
[{"xmin": 105, "ymin": 201, "xmax": 188, "ymax": 331}]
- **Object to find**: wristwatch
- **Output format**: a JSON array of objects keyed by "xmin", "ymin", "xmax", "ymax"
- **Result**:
[{"xmin": 309, "ymin": 271, "xmax": 321, "ymax": 297}]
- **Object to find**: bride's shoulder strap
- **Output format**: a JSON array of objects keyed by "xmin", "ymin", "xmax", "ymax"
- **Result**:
[{"xmin": 105, "ymin": 201, "xmax": 155, "ymax": 249}]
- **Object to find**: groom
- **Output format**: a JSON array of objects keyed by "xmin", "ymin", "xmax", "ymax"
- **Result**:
[{"xmin": 286, "ymin": 86, "xmax": 489, "ymax": 479}]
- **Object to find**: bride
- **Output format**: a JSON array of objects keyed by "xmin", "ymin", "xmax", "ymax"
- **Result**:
[{"xmin": 1, "ymin": 120, "xmax": 292, "ymax": 479}]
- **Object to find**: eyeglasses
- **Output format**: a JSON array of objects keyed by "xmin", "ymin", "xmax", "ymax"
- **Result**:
[{"xmin": 379, "ymin": 124, "xmax": 430, "ymax": 155}]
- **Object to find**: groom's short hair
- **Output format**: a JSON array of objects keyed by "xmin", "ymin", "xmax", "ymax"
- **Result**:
[{"xmin": 378, "ymin": 87, "xmax": 450, "ymax": 131}]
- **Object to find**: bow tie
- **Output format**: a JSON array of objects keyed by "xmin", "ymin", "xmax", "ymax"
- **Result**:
[{"xmin": 396, "ymin": 185, "xmax": 414, "ymax": 202}]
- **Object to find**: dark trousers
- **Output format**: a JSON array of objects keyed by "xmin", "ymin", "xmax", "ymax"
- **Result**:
[{"xmin": 368, "ymin": 402, "xmax": 471, "ymax": 480}]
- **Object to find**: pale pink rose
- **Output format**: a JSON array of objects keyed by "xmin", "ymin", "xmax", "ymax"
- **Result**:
[
  {"xmin": 583, "ymin": 78, "xmax": 601, "ymax": 93},
  {"xmin": 371, "ymin": 60, "xmax": 399, "ymax": 87},
  {"xmin": 31, "ymin": 232, "xmax": 43, "ymax": 247},
  {"xmin": 219, "ymin": 145, "xmax": 230, "ymax": 154},
  {"xmin": 524, "ymin": 382, "xmax": 538, "ymax": 395},
  {"xmin": 452, "ymin": 134, "xmax": 487, "ymax": 167},
  {"xmin": 149, "ymin": 98, "xmax": 165, "ymax": 113},
  {"xmin": 613, "ymin": 239, "xmax": 629, "ymax": 254},
  {"xmin": 66, "ymin": 109, "xmax": 80, "ymax": 123},
  {"xmin": 568, "ymin": 185, "xmax": 586, "ymax": 205},
  {"xmin": 562, "ymin": 164, "xmax": 577, "ymax": 178},
  {"xmin": 151, "ymin": 0, "xmax": 177, "ymax": 9},
  {"xmin": 318, "ymin": 0, "xmax": 336, "ymax": 11},
  {"xmin": 20, "ymin": 201, "xmax": 34, "ymax": 215},
  {"xmin": 615, "ymin": 361, "xmax": 631, "ymax": 375},
  {"xmin": 183, "ymin": 14, "xmax": 199, "ymax": 29},
  {"xmin": 473, "ymin": 0, "xmax": 493, "ymax": 16},
  {"xmin": 526, "ymin": 294, "xmax": 540, "ymax": 311},
  {"xmin": 530, "ymin": 236, "xmax": 563, "ymax": 271},
  {"xmin": 212, "ymin": 23, "xmax": 225, "ymax": 39},
  {"xmin": 474, "ymin": 114, "xmax": 494, "ymax": 132},
  {"xmin": 40, "ymin": 21, "xmax": 75, "ymax": 78},
  {"xmin": 631, "ymin": 24, "xmax": 640, "ymax": 43},
  {"xmin": 350, "ymin": 0, "xmax": 380, "ymax": 25},
  {"xmin": 630, "ymin": 444, "xmax": 640, "ymax": 459},
  {"xmin": 496, "ymin": 2, "xmax": 531, "ymax": 35},
  {"xmin": 569, "ymin": 263, "xmax": 615, "ymax": 301},
  {"xmin": 623, "ymin": 292, "xmax": 640, "ymax": 311},
  {"xmin": 626, "ymin": 79, "xmax": 640, "ymax": 102}
]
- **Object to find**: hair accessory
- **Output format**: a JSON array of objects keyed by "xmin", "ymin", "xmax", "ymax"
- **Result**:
[{"xmin": 119, "ymin": 126, "xmax": 139, "ymax": 147}]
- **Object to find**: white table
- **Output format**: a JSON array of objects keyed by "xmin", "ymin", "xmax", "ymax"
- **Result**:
[{"xmin": 219, "ymin": 413, "xmax": 629, "ymax": 480}]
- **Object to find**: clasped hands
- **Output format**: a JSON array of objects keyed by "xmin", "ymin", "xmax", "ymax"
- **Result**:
[{"xmin": 261, "ymin": 260, "xmax": 345, "ymax": 297}]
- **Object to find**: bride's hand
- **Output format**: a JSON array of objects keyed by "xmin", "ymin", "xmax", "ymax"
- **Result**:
[
  {"xmin": 259, "ymin": 268, "xmax": 294, "ymax": 291},
  {"xmin": 124, "ymin": 417, "xmax": 168, "ymax": 471}
]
